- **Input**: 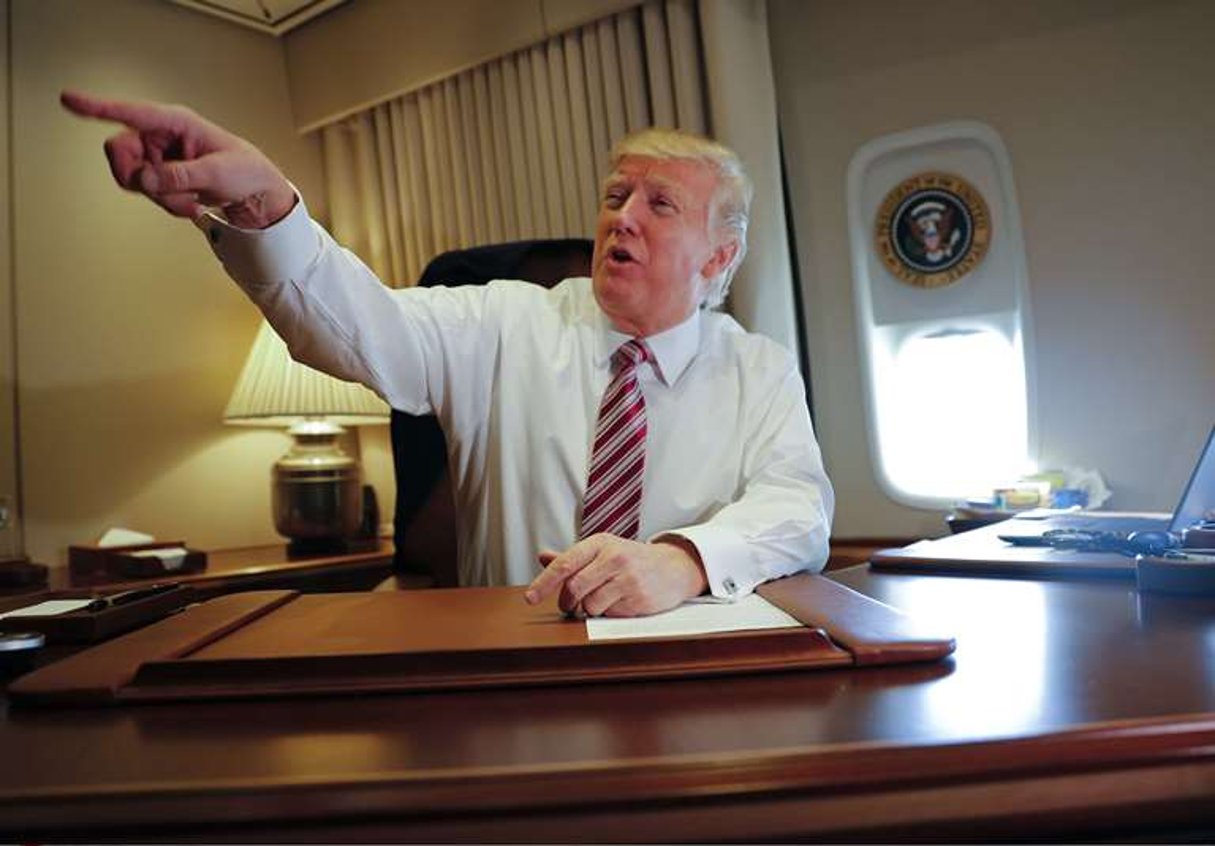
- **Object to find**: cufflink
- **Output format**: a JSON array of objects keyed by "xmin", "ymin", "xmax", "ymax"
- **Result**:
[
  {"xmin": 193, "ymin": 210, "xmax": 224, "ymax": 243},
  {"xmin": 722, "ymin": 577, "xmax": 738, "ymax": 596}
]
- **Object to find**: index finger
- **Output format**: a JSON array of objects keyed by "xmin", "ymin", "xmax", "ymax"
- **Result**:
[
  {"xmin": 524, "ymin": 540, "xmax": 599, "ymax": 605},
  {"xmin": 61, "ymin": 90, "xmax": 185, "ymax": 133}
]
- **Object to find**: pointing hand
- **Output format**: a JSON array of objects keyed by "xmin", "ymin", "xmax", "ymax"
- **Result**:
[{"xmin": 61, "ymin": 90, "xmax": 296, "ymax": 228}]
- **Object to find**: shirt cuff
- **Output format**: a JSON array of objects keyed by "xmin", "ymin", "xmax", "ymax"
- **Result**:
[
  {"xmin": 652, "ymin": 524, "xmax": 752, "ymax": 601},
  {"xmin": 194, "ymin": 194, "xmax": 319, "ymax": 288}
]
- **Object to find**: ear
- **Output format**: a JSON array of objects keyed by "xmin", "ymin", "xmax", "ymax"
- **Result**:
[{"xmin": 699, "ymin": 236, "xmax": 739, "ymax": 281}]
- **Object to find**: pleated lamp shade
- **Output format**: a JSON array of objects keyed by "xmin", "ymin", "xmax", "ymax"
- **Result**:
[{"xmin": 224, "ymin": 320, "xmax": 389, "ymax": 427}]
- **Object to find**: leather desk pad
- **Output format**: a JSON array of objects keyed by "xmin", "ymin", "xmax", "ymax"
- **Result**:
[{"xmin": 10, "ymin": 574, "xmax": 954, "ymax": 706}]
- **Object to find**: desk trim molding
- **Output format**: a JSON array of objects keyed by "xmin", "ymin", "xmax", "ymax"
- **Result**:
[{"xmin": 4, "ymin": 712, "xmax": 1214, "ymax": 840}]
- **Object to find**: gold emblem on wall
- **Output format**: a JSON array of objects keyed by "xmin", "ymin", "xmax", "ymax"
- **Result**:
[{"xmin": 875, "ymin": 172, "xmax": 991, "ymax": 288}]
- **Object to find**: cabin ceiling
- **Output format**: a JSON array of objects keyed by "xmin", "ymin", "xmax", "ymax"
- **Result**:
[{"xmin": 166, "ymin": 0, "xmax": 347, "ymax": 36}]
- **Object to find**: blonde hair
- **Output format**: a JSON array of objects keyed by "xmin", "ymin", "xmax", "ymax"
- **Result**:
[{"xmin": 609, "ymin": 128, "xmax": 753, "ymax": 308}]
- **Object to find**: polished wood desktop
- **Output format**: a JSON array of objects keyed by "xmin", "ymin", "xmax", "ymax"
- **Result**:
[{"xmin": 2, "ymin": 565, "xmax": 1214, "ymax": 841}]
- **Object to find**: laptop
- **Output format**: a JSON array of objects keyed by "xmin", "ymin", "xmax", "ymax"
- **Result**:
[{"xmin": 997, "ymin": 424, "xmax": 1215, "ymax": 546}]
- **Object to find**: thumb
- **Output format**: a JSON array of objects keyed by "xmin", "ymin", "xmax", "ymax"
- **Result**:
[
  {"xmin": 153, "ymin": 191, "xmax": 204, "ymax": 220},
  {"xmin": 138, "ymin": 158, "xmax": 210, "ymax": 196},
  {"xmin": 135, "ymin": 161, "xmax": 205, "ymax": 219},
  {"xmin": 525, "ymin": 538, "xmax": 603, "ymax": 605},
  {"xmin": 138, "ymin": 153, "xmax": 294, "ymax": 226}
]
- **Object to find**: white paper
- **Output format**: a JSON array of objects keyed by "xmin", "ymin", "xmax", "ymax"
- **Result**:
[
  {"xmin": 97, "ymin": 527, "xmax": 156, "ymax": 548},
  {"xmin": 0, "ymin": 599, "xmax": 94, "ymax": 620},
  {"xmin": 585, "ymin": 593, "xmax": 803, "ymax": 641}
]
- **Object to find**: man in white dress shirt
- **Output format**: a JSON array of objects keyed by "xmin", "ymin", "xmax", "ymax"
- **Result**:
[{"xmin": 62, "ymin": 90, "xmax": 834, "ymax": 618}]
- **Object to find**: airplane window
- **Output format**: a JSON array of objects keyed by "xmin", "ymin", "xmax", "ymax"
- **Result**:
[{"xmin": 873, "ymin": 326, "xmax": 1030, "ymax": 502}]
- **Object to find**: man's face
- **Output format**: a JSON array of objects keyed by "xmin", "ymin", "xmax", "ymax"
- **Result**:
[{"xmin": 591, "ymin": 155, "xmax": 730, "ymax": 337}]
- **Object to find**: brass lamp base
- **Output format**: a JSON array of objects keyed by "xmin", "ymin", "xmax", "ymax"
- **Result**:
[{"xmin": 272, "ymin": 420, "xmax": 363, "ymax": 545}]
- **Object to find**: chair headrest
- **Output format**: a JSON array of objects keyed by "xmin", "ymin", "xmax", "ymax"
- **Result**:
[{"xmin": 419, "ymin": 239, "xmax": 593, "ymax": 289}]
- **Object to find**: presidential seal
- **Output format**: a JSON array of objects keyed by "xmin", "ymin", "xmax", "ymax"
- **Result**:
[{"xmin": 874, "ymin": 172, "xmax": 991, "ymax": 288}]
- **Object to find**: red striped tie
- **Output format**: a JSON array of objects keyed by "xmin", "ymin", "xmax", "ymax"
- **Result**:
[{"xmin": 580, "ymin": 340, "xmax": 652, "ymax": 540}]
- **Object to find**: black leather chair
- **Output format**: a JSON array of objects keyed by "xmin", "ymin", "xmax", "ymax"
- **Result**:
[{"xmin": 391, "ymin": 239, "xmax": 594, "ymax": 587}]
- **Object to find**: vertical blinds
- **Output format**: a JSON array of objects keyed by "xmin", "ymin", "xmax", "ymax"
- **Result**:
[{"xmin": 319, "ymin": 0, "xmax": 706, "ymax": 287}]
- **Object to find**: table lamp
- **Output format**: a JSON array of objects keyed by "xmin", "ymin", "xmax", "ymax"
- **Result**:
[{"xmin": 224, "ymin": 320, "xmax": 389, "ymax": 550}]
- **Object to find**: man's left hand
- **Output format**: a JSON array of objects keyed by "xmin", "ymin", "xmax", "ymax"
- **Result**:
[{"xmin": 524, "ymin": 534, "xmax": 708, "ymax": 617}]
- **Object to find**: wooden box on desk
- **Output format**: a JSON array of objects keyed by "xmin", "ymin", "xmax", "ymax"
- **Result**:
[
  {"xmin": 0, "ymin": 585, "xmax": 195, "ymax": 643},
  {"xmin": 68, "ymin": 542, "xmax": 207, "ymax": 585}
]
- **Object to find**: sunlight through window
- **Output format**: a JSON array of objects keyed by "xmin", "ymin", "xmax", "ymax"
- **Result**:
[{"xmin": 875, "ymin": 328, "xmax": 1029, "ymax": 501}]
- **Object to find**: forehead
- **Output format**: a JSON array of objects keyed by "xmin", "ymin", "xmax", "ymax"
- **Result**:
[{"xmin": 605, "ymin": 155, "xmax": 718, "ymax": 202}]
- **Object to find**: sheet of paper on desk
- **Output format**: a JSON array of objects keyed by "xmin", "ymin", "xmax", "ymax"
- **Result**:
[
  {"xmin": 586, "ymin": 594, "xmax": 802, "ymax": 641},
  {"xmin": 0, "ymin": 599, "xmax": 94, "ymax": 620}
]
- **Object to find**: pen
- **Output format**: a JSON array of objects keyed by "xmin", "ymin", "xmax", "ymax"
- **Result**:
[{"xmin": 85, "ymin": 583, "xmax": 177, "ymax": 612}]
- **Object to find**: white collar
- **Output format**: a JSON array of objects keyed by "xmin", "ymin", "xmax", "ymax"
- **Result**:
[{"xmin": 595, "ymin": 306, "xmax": 701, "ymax": 387}]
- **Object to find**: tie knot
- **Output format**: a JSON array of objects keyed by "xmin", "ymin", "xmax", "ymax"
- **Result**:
[{"xmin": 612, "ymin": 340, "xmax": 651, "ymax": 374}]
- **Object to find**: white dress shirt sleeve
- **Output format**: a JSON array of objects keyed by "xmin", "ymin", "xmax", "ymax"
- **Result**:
[
  {"xmin": 197, "ymin": 199, "xmax": 500, "ymax": 421},
  {"xmin": 657, "ymin": 359, "xmax": 834, "ymax": 600}
]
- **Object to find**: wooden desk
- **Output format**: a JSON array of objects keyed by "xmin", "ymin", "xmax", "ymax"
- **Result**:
[{"xmin": 2, "ymin": 565, "xmax": 1215, "ymax": 841}]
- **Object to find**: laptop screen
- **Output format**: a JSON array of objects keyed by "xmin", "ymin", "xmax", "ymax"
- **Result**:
[{"xmin": 1170, "ymin": 425, "xmax": 1215, "ymax": 533}]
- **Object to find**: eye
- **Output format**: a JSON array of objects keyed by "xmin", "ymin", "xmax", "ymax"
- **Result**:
[
  {"xmin": 651, "ymin": 195, "xmax": 678, "ymax": 215},
  {"xmin": 602, "ymin": 187, "xmax": 628, "ymax": 209}
]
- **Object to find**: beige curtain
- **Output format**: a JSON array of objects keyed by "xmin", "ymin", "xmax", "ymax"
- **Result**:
[
  {"xmin": 320, "ymin": 0, "xmax": 706, "ymax": 288},
  {"xmin": 318, "ymin": 0, "xmax": 798, "ymax": 357},
  {"xmin": 698, "ymin": 0, "xmax": 799, "ymax": 355}
]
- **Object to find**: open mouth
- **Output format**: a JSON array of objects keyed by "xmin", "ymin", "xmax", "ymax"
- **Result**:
[{"xmin": 607, "ymin": 246, "xmax": 636, "ymax": 264}]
